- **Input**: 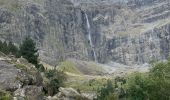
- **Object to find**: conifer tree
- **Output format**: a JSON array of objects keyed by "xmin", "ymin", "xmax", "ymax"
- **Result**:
[
  {"xmin": 8, "ymin": 41, "xmax": 18, "ymax": 55},
  {"xmin": 19, "ymin": 37, "xmax": 39, "ymax": 65},
  {"xmin": 0, "ymin": 40, "xmax": 3, "ymax": 51},
  {"xmin": 2, "ymin": 41, "xmax": 9, "ymax": 54}
]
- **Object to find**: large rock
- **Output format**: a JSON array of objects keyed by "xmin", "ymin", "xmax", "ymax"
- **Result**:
[
  {"xmin": 45, "ymin": 87, "xmax": 91, "ymax": 100},
  {"xmin": 14, "ymin": 86, "xmax": 43, "ymax": 100},
  {"xmin": 0, "ymin": 60, "xmax": 26, "ymax": 91},
  {"xmin": 0, "ymin": 60, "xmax": 42, "ymax": 91}
]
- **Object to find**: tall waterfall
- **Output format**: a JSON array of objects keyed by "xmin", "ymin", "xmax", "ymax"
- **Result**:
[{"xmin": 85, "ymin": 13, "xmax": 97, "ymax": 62}]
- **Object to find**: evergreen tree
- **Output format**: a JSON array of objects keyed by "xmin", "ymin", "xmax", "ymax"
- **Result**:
[
  {"xmin": 8, "ymin": 41, "xmax": 18, "ymax": 55},
  {"xmin": 2, "ymin": 41, "xmax": 9, "ymax": 54},
  {"xmin": 0, "ymin": 40, "xmax": 3, "ymax": 51},
  {"xmin": 19, "ymin": 37, "xmax": 39, "ymax": 65}
]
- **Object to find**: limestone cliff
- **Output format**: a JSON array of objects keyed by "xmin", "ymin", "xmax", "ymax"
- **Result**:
[{"xmin": 0, "ymin": 0, "xmax": 170, "ymax": 65}]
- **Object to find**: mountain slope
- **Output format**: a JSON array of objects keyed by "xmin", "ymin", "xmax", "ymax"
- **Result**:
[{"xmin": 0, "ymin": 0, "xmax": 169, "ymax": 66}]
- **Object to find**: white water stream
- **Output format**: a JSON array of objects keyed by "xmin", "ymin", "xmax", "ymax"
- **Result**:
[{"xmin": 85, "ymin": 13, "xmax": 97, "ymax": 62}]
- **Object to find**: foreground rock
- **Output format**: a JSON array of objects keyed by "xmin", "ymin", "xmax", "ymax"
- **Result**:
[
  {"xmin": 0, "ymin": 60, "xmax": 27, "ymax": 91},
  {"xmin": 14, "ymin": 86, "xmax": 43, "ymax": 100},
  {"xmin": 0, "ymin": 59, "xmax": 43, "ymax": 91},
  {"xmin": 46, "ymin": 87, "xmax": 92, "ymax": 100}
]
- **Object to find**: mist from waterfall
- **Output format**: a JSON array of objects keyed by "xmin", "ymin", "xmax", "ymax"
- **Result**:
[{"xmin": 85, "ymin": 13, "xmax": 97, "ymax": 62}]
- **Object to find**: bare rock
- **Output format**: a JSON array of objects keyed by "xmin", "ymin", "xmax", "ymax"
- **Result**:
[
  {"xmin": 47, "ymin": 87, "xmax": 90, "ymax": 100},
  {"xmin": 14, "ymin": 86, "xmax": 43, "ymax": 100},
  {"xmin": 0, "ymin": 60, "xmax": 42, "ymax": 92},
  {"xmin": 0, "ymin": 61, "xmax": 26, "ymax": 91}
]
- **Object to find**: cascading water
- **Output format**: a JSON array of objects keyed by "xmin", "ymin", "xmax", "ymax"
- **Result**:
[
  {"xmin": 85, "ymin": 13, "xmax": 97, "ymax": 62},
  {"xmin": 149, "ymin": 29, "xmax": 154, "ymax": 58}
]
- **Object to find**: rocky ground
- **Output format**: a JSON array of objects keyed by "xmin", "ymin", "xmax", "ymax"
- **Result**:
[{"xmin": 0, "ymin": 53, "xmax": 95, "ymax": 100}]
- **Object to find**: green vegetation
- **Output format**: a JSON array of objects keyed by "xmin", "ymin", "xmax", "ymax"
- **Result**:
[
  {"xmin": 19, "ymin": 37, "xmax": 39, "ymax": 65},
  {"xmin": 95, "ymin": 59, "xmax": 170, "ymax": 100},
  {"xmin": 0, "ymin": 40, "xmax": 18, "ymax": 56},
  {"xmin": 15, "ymin": 63, "xmax": 27, "ymax": 70},
  {"xmin": 66, "ymin": 78, "xmax": 109, "ymax": 92},
  {"xmin": 1, "ymin": 37, "xmax": 170, "ymax": 99},
  {"xmin": 0, "ymin": 0, "xmax": 21, "ymax": 11},
  {"xmin": 58, "ymin": 60, "xmax": 82, "ymax": 74},
  {"xmin": 0, "ymin": 90, "xmax": 12, "ymax": 100},
  {"xmin": 97, "ymin": 80, "xmax": 117, "ymax": 100},
  {"xmin": 0, "ymin": 37, "xmax": 45, "ymax": 72},
  {"xmin": 44, "ymin": 69, "xmax": 67, "ymax": 96},
  {"xmin": 19, "ymin": 37, "xmax": 45, "ymax": 72},
  {"xmin": 126, "ymin": 59, "xmax": 170, "ymax": 100},
  {"xmin": 8, "ymin": 41, "xmax": 18, "ymax": 56}
]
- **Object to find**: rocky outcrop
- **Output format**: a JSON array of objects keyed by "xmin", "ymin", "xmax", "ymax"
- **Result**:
[
  {"xmin": 0, "ymin": 55, "xmax": 43, "ymax": 91},
  {"xmin": 0, "ymin": 60, "xmax": 25, "ymax": 91},
  {"xmin": 0, "ymin": 0, "xmax": 170, "ymax": 65},
  {"xmin": 45, "ymin": 87, "xmax": 92, "ymax": 100},
  {"xmin": 14, "ymin": 86, "xmax": 43, "ymax": 100}
]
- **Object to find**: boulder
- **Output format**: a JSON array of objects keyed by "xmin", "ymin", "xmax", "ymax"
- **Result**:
[
  {"xmin": 81, "ymin": 92, "xmax": 97, "ymax": 100},
  {"xmin": 16, "ymin": 57, "xmax": 36, "ymax": 69},
  {"xmin": 14, "ymin": 86, "xmax": 43, "ymax": 100},
  {"xmin": 58, "ymin": 87, "xmax": 80, "ymax": 98},
  {"xmin": 0, "ymin": 60, "xmax": 42, "ymax": 91},
  {"xmin": 0, "ymin": 61, "xmax": 27, "ymax": 91},
  {"xmin": 46, "ymin": 87, "xmax": 90, "ymax": 100}
]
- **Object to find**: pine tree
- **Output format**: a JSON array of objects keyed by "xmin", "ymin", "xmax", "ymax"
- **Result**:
[
  {"xmin": 2, "ymin": 41, "xmax": 9, "ymax": 54},
  {"xmin": 8, "ymin": 41, "xmax": 18, "ymax": 55},
  {"xmin": 19, "ymin": 37, "xmax": 39, "ymax": 65},
  {"xmin": 0, "ymin": 40, "xmax": 3, "ymax": 51}
]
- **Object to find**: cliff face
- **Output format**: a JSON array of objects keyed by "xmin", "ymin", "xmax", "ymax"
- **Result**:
[
  {"xmin": 0, "ymin": 0, "xmax": 170, "ymax": 65},
  {"xmin": 0, "ymin": 0, "xmax": 90, "ymax": 65}
]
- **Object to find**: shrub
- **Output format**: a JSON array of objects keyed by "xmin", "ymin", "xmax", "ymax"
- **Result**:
[
  {"xmin": 0, "ymin": 40, "xmax": 18, "ymax": 57},
  {"xmin": 126, "ymin": 60, "xmax": 170, "ymax": 100},
  {"xmin": 0, "ymin": 90, "xmax": 12, "ymax": 100},
  {"xmin": 127, "ymin": 73, "xmax": 149, "ymax": 100},
  {"xmin": 36, "ymin": 64, "xmax": 45, "ymax": 72},
  {"xmin": 97, "ymin": 80, "xmax": 117, "ymax": 100},
  {"xmin": 44, "ymin": 69, "xmax": 67, "ymax": 96}
]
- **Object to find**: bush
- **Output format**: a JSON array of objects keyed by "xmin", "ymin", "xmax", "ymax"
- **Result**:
[
  {"xmin": 0, "ymin": 40, "xmax": 18, "ymax": 57},
  {"xmin": 44, "ymin": 69, "xmax": 67, "ymax": 96},
  {"xmin": 97, "ymin": 80, "xmax": 117, "ymax": 100},
  {"xmin": 8, "ymin": 41, "xmax": 18, "ymax": 56},
  {"xmin": 127, "ymin": 73, "xmax": 150, "ymax": 100},
  {"xmin": 36, "ymin": 64, "xmax": 45, "ymax": 72},
  {"xmin": 126, "ymin": 59, "xmax": 170, "ymax": 100},
  {"xmin": 0, "ymin": 90, "xmax": 12, "ymax": 100}
]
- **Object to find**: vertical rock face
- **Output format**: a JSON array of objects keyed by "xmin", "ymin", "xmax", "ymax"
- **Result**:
[
  {"xmin": 0, "ymin": 0, "xmax": 91, "ymax": 65},
  {"xmin": 0, "ymin": 0, "xmax": 170, "ymax": 65},
  {"xmin": 77, "ymin": 0, "xmax": 170, "ymax": 65}
]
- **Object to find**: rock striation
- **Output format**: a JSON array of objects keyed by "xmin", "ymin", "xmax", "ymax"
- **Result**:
[{"xmin": 0, "ymin": 0, "xmax": 170, "ymax": 65}]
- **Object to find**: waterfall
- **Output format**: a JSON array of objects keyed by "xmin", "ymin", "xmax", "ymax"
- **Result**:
[
  {"xmin": 85, "ymin": 13, "xmax": 97, "ymax": 62},
  {"xmin": 149, "ymin": 29, "xmax": 154, "ymax": 58}
]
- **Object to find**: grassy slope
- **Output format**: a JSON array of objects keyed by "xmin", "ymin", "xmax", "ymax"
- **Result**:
[
  {"xmin": 55, "ymin": 59, "xmax": 113, "ymax": 92},
  {"xmin": 57, "ymin": 60, "xmax": 82, "ymax": 75}
]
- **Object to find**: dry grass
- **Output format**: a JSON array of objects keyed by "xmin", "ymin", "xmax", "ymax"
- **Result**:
[{"xmin": 0, "ymin": 0, "xmax": 21, "ymax": 11}]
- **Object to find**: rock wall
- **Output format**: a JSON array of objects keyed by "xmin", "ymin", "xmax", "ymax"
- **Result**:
[{"xmin": 0, "ymin": 0, "xmax": 170, "ymax": 65}]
